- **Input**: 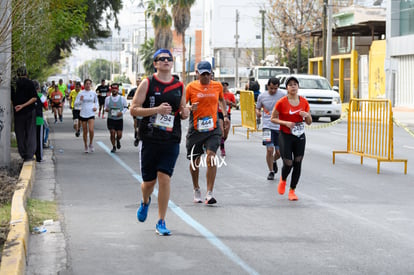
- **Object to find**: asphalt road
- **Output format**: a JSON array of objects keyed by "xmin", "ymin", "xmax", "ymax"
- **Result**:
[{"xmin": 27, "ymin": 106, "xmax": 414, "ymax": 275}]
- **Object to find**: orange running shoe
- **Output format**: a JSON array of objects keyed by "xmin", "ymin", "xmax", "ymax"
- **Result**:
[
  {"xmin": 278, "ymin": 178, "xmax": 286, "ymax": 195},
  {"xmin": 288, "ymin": 189, "xmax": 298, "ymax": 201}
]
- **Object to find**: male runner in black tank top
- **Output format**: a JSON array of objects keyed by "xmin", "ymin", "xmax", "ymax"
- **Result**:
[{"xmin": 130, "ymin": 48, "xmax": 189, "ymax": 236}]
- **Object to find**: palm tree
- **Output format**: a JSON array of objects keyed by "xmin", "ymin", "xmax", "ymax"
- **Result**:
[
  {"xmin": 146, "ymin": 0, "xmax": 173, "ymax": 50},
  {"xmin": 140, "ymin": 38, "xmax": 155, "ymax": 76},
  {"xmin": 170, "ymin": 0, "xmax": 195, "ymax": 84}
]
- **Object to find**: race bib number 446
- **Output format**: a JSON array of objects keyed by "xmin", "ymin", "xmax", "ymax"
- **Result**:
[{"xmin": 197, "ymin": 116, "xmax": 214, "ymax": 132}]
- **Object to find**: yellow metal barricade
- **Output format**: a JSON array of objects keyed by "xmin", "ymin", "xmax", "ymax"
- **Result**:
[
  {"xmin": 333, "ymin": 99, "xmax": 407, "ymax": 174},
  {"xmin": 232, "ymin": 90, "xmax": 260, "ymax": 139}
]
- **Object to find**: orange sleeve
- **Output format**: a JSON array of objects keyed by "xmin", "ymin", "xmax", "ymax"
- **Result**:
[{"xmin": 185, "ymin": 83, "xmax": 191, "ymax": 103}]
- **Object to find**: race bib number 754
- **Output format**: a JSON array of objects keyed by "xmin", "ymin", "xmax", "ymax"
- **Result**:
[{"xmin": 153, "ymin": 113, "xmax": 174, "ymax": 132}]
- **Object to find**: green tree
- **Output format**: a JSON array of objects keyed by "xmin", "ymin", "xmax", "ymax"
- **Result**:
[
  {"xmin": 281, "ymin": 44, "xmax": 313, "ymax": 73},
  {"xmin": 46, "ymin": 0, "xmax": 122, "ymax": 67},
  {"xmin": 170, "ymin": 0, "xmax": 196, "ymax": 84},
  {"xmin": 46, "ymin": 0, "xmax": 88, "ymax": 67},
  {"xmin": 139, "ymin": 38, "xmax": 155, "ymax": 76},
  {"xmin": 80, "ymin": 0, "xmax": 122, "ymax": 48},
  {"xmin": 10, "ymin": 0, "xmax": 87, "ymax": 78},
  {"xmin": 113, "ymin": 75, "xmax": 131, "ymax": 84},
  {"xmin": 266, "ymin": 0, "xmax": 322, "ymax": 72},
  {"xmin": 146, "ymin": 0, "xmax": 173, "ymax": 50},
  {"xmin": 89, "ymin": 59, "xmax": 112, "ymax": 83},
  {"xmin": 77, "ymin": 59, "xmax": 118, "ymax": 84},
  {"xmin": 9, "ymin": 0, "xmax": 122, "ymax": 79}
]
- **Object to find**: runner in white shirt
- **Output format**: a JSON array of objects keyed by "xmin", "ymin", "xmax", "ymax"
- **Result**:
[
  {"xmin": 256, "ymin": 77, "xmax": 286, "ymax": 180},
  {"xmin": 75, "ymin": 79, "xmax": 98, "ymax": 153},
  {"xmin": 104, "ymin": 83, "xmax": 128, "ymax": 153}
]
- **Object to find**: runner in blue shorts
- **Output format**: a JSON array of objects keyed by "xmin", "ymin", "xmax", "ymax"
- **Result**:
[{"xmin": 130, "ymin": 49, "xmax": 189, "ymax": 236}]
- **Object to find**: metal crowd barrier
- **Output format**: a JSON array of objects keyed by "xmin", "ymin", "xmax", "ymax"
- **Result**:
[
  {"xmin": 232, "ymin": 90, "xmax": 261, "ymax": 139},
  {"xmin": 333, "ymin": 99, "xmax": 407, "ymax": 174}
]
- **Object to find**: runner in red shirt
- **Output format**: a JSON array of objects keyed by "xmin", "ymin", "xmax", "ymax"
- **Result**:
[
  {"xmin": 271, "ymin": 76, "xmax": 312, "ymax": 201},
  {"xmin": 218, "ymin": 82, "xmax": 236, "ymax": 156}
]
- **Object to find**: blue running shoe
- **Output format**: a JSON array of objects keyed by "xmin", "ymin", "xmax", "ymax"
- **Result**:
[
  {"xmin": 155, "ymin": 219, "xmax": 171, "ymax": 236},
  {"xmin": 137, "ymin": 197, "xmax": 151, "ymax": 222}
]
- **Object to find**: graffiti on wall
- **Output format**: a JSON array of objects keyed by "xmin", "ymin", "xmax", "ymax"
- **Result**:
[{"xmin": 0, "ymin": 105, "xmax": 5, "ymax": 141}]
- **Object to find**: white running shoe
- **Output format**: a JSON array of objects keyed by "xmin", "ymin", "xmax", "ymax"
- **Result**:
[
  {"xmin": 193, "ymin": 188, "xmax": 202, "ymax": 203},
  {"xmin": 89, "ymin": 144, "xmax": 94, "ymax": 153},
  {"xmin": 205, "ymin": 191, "xmax": 217, "ymax": 205}
]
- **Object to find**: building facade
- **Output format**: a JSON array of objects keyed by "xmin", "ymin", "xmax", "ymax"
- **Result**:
[
  {"xmin": 385, "ymin": 0, "xmax": 414, "ymax": 107},
  {"xmin": 199, "ymin": 0, "xmax": 266, "ymax": 87}
]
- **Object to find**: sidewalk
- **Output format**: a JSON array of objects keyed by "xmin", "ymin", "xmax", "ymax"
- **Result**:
[
  {"xmin": 0, "ymin": 123, "xmax": 67, "ymax": 275},
  {"xmin": 393, "ymin": 106, "xmax": 414, "ymax": 137},
  {"xmin": 26, "ymin": 147, "xmax": 67, "ymax": 274}
]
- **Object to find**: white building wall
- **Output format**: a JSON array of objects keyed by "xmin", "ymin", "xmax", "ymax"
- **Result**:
[
  {"xmin": 395, "ymin": 55, "xmax": 414, "ymax": 107},
  {"xmin": 202, "ymin": 0, "xmax": 266, "ymax": 62},
  {"xmin": 385, "ymin": 0, "xmax": 414, "ymax": 107}
]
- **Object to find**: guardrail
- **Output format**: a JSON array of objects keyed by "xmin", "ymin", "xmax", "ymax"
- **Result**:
[{"xmin": 333, "ymin": 99, "xmax": 407, "ymax": 174}]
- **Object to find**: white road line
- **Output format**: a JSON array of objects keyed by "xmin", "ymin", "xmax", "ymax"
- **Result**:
[{"xmin": 97, "ymin": 141, "xmax": 259, "ymax": 275}]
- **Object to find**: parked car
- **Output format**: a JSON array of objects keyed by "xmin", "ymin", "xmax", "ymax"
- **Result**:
[{"xmin": 277, "ymin": 74, "xmax": 342, "ymax": 121}]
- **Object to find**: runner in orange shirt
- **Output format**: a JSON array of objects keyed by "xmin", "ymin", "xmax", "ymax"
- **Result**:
[
  {"xmin": 50, "ymin": 85, "xmax": 64, "ymax": 123},
  {"xmin": 271, "ymin": 76, "xmax": 312, "ymax": 201},
  {"xmin": 186, "ymin": 61, "xmax": 229, "ymax": 204}
]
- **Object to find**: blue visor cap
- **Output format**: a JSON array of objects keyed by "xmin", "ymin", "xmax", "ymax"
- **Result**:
[
  {"xmin": 153, "ymin": 49, "xmax": 172, "ymax": 59},
  {"xmin": 197, "ymin": 61, "xmax": 212, "ymax": 74}
]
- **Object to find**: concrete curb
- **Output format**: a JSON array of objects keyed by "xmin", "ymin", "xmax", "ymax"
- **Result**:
[{"xmin": 0, "ymin": 160, "xmax": 35, "ymax": 275}]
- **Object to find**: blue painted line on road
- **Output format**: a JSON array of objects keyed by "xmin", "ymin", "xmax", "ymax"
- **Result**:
[
  {"xmin": 97, "ymin": 141, "xmax": 259, "ymax": 275},
  {"xmin": 97, "ymin": 141, "xmax": 142, "ymax": 182}
]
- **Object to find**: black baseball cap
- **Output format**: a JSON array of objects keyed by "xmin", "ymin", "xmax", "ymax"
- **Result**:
[{"xmin": 285, "ymin": 76, "xmax": 299, "ymax": 85}]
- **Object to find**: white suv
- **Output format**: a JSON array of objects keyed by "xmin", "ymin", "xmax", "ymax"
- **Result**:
[{"xmin": 277, "ymin": 74, "xmax": 342, "ymax": 122}]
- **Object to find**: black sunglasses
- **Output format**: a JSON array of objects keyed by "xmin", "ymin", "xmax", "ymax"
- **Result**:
[{"xmin": 155, "ymin": 56, "xmax": 173, "ymax": 62}]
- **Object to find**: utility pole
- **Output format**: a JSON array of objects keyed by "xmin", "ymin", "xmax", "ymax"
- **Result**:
[
  {"xmin": 187, "ymin": 36, "xmax": 192, "ymax": 83},
  {"xmin": 0, "ymin": 0, "xmax": 12, "ymax": 168},
  {"xmin": 260, "ymin": 10, "xmax": 266, "ymax": 61},
  {"xmin": 145, "ymin": 12, "xmax": 148, "ymax": 42},
  {"xmin": 235, "ymin": 9, "xmax": 240, "ymax": 88},
  {"xmin": 326, "ymin": 0, "xmax": 333, "ymax": 82},
  {"xmin": 322, "ymin": 0, "xmax": 327, "ymax": 77}
]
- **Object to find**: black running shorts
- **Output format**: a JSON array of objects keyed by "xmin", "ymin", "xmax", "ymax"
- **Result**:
[
  {"xmin": 107, "ymin": 118, "xmax": 123, "ymax": 131},
  {"xmin": 140, "ymin": 142, "xmax": 179, "ymax": 181}
]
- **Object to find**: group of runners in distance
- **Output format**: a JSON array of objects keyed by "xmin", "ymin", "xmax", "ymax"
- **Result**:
[
  {"xmin": 38, "ymin": 48, "xmax": 312, "ymax": 236},
  {"xmin": 44, "ymin": 77, "xmax": 136, "ymax": 154}
]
